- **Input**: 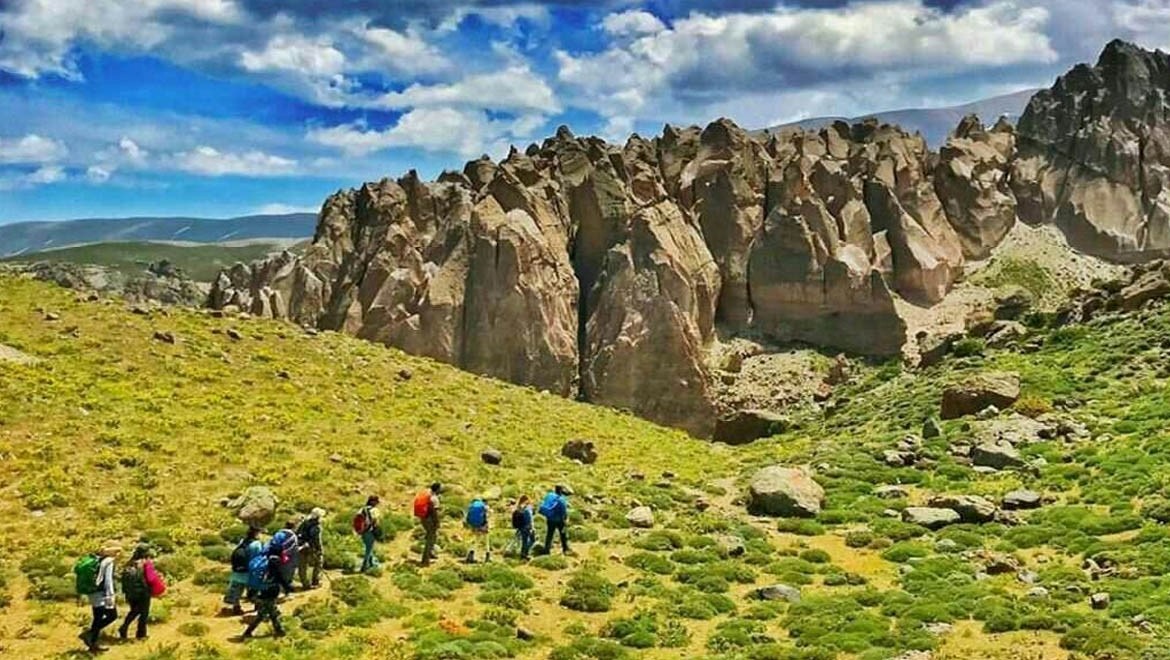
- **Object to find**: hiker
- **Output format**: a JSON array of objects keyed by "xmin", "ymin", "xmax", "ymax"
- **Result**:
[
  {"xmin": 77, "ymin": 542, "xmax": 121, "ymax": 652},
  {"xmin": 354, "ymin": 495, "xmax": 381, "ymax": 573},
  {"xmin": 465, "ymin": 496, "xmax": 491, "ymax": 563},
  {"xmin": 118, "ymin": 543, "xmax": 165, "ymax": 641},
  {"xmin": 539, "ymin": 485, "xmax": 571, "ymax": 555},
  {"xmin": 224, "ymin": 527, "xmax": 263, "ymax": 615},
  {"xmin": 414, "ymin": 482, "xmax": 442, "ymax": 565},
  {"xmin": 242, "ymin": 549, "xmax": 285, "ymax": 639},
  {"xmin": 510, "ymin": 495, "xmax": 536, "ymax": 560},
  {"xmin": 267, "ymin": 518, "xmax": 300, "ymax": 595},
  {"xmin": 297, "ymin": 508, "xmax": 325, "ymax": 589}
]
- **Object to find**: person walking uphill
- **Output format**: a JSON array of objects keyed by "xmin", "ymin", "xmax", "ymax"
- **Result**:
[
  {"xmin": 465, "ymin": 496, "xmax": 491, "ymax": 563},
  {"xmin": 540, "ymin": 485, "xmax": 571, "ymax": 555},
  {"xmin": 242, "ymin": 549, "xmax": 285, "ymax": 639},
  {"xmin": 414, "ymin": 483, "xmax": 442, "ymax": 566},
  {"xmin": 267, "ymin": 519, "xmax": 299, "ymax": 596},
  {"xmin": 297, "ymin": 508, "xmax": 325, "ymax": 589},
  {"xmin": 118, "ymin": 543, "xmax": 165, "ymax": 641},
  {"xmin": 224, "ymin": 527, "xmax": 262, "ymax": 615},
  {"xmin": 511, "ymin": 495, "xmax": 536, "ymax": 560},
  {"xmin": 75, "ymin": 542, "xmax": 121, "ymax": 652},
  {"xmin": 353, "ymin": 496, "xmax": 381, "ymax": 573}
]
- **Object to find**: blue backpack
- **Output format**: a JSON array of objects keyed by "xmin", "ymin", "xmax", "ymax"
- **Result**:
[
  {"xmin": 539, "ymin": 492, "xmax": 565, "ymax": 521},
  {"xmin": 247, "ymin": 554, "xmax": 272, "ymax": 591},
  {"xmin": 466, "ymin": 499, "xmax": 488, "ymax": 528}
]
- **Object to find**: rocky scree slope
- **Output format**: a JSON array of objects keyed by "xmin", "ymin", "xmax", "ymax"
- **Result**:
[{"xmin": 210, "ymin": 41, "xmax": 1170, "ymax": 437}]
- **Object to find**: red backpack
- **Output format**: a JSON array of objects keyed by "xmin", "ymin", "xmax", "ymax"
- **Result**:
[
  {"xmin": 352, "ymin": 507, "xmax": 372, "ymax": 534},
  {"xmin": 413, "ymin": 491, "xmax": 432, "ymax": 519}
]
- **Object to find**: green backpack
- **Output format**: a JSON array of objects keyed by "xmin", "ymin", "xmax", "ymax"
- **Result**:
[
  {"xmin": 73, "ymin": 554, "xmax": 101, "ymax": 596},
  {"xmin": 121, "ymin": 561, "xmax": 149, "ymax": 601}
]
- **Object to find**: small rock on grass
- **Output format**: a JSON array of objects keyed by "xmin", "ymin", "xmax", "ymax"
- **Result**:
[
  {"xmin": 481, "ymin": 448, "xmax": 503, "ymax": 465},
  {"xmin": 625, "ymin": 506, "xmax": 654, "ymax": 528},
  {"xmin": 755, "ymin": 584, "xmax": 801, "ymax": 603}
]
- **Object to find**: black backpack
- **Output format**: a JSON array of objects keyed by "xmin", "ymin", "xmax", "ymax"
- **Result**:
[
  {"xmin": 230, "ymin": 541, "xmax": 252, "ymax": 573},
  {"xmin": 511, "ymin": 508, "xmax": 527, "ymax": 530},
  {"xmin": 297, "ymin": 518, "xmax": 319, "ymax": 544}
]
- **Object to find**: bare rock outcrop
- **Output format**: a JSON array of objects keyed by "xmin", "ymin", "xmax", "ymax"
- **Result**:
[
  {"xmin": 935, "ymin": 116, "xmax": 1018, "ymax": 259},
  {"xmin": 1014, "ymin": 39, "xmax": 1170, "ymax": 261}
]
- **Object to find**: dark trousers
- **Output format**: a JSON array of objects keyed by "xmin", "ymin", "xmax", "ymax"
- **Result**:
[
  {"xmin": 119, "ymin": 596, "xmax": 150, "ymax": 639},
  {"xmin": 519, "ymin": 527, "xmax": 536, "ymax": 559},
  {"xmin": 544, "ymin": 519, "xmax": 569, "ymax": 554},
  {"xmin": 87, "ymin": 606, "xmax": 117, "ymax": 645},
  {"xmin": 421, "ymin": 518, "xmax": 439, "ymax": 564},
  {"xmin": 244, "ymin": 597, "xmax": 283, "ymax": 637}
]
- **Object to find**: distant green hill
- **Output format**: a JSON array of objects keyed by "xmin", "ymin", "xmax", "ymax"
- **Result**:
[{"xmin": 0, "ymin": 240, "xmax": 305, "ymax": 281}]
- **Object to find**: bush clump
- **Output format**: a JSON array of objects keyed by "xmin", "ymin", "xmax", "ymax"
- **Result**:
[{"xmin": 561, "ymin": 569, "xmax": 617, "ymax": 613}]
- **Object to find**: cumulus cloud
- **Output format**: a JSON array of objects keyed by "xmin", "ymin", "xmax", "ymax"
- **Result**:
[
  {"xmin": 0, "ymin": 164, "xmax": 67, "ymax": 190},
  {"xmin": 86, "ymin": 165, "xmax": 112, "ymax": 183},
  {"xmin": 310, "ymin": 108, "xmax": 547, "ymax": 158},
  {"xmin": 0, "ymin": 134, "xmax": 68, "ymax": 164},
  {"xmin": 240, "ymin": 34, "xmax": 347, "ymax": 77},
  {"xmin": 601, "ymin": 10, "xmax": 667, "ymax": 38},
  {"xmin": 375, "ymin": 66, "xmax": 562, "ymax": 114},
  {"xmin": 171, "ymin": 146, "xmax": 298, "ymax": 177}
]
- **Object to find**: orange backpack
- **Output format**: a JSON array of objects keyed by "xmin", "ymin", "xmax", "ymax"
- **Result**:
[{"xmin": 413, "ymin": 491, "xmax": 432, "ymax": 519}]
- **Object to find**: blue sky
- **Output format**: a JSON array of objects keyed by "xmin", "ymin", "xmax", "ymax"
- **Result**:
[{"xmin": 0, "ymin": 0, "xmax": 1165, "ymax": 223}]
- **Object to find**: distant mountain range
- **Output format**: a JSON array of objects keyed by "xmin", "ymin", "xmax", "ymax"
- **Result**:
[
  {"xmin": 760, "ymin": 89, "xmax": 1038, "ymax": 146},
  {"xmin": 0, "ymin": 213, "xmax": 317, "ymax": 257}
]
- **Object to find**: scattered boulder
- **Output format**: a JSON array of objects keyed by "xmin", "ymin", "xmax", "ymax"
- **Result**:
[
  {"xmin": 714, "ymin": 409, "xmax": 789, "ymax": 445},
  {"xmin": 1026, "ymin": 586, "xmax": 1050, "ymax": 599},
  {"xmin": 226, "ymin": 328, "xmax": 243, "ymax": 341},
  {"xmin": 993, "ymin": 286, "xmax": 1034, "ymax": 320},
  {"xmin": 927, "ymin": 494, "xmax": 997, "ymax": 523},
  {"xmin": 755, "ymin": 584, "xmax": 801, "ymax": 603},
  {"xmin": 984, "ymin": 554, "xmax": 1021, "ymax": 575},
  {"xmin": 561, "ymin": 439, "xmax": 598, "ymax": 464},
  {"xmin": 902, "ymin": 507, "xmax": 961, "ymax": 529},
  {"xmin": 0, "ymin": 344, "xmax": 39, "ymax": 365},
  {"xmin": 970, "ymin": 442, "xmax": 1025, "ymax": 470},
  {"xmin": 940, "ymin": 371, "xmax": 1020, "ymax": 419},
  {"xmin": 625, "ymin": 506, "xmax": 655, "ymax": 528},
  {"xmin": 481, "ymin": 449, "xmax": 503, "ymax": 466},
  {"xmin": 230, "ymin": 486, "xmax": 278, "ymax": 528},
  {"xmin": 747, "ymin": 466, "xmax": 824, "ymax": 518},
  {"xmin": 922, "ymin": 417, "xmax": 943, "ymax": 439},
  {"xmin": 1002, "ymin": 489, "xmax": 1042, "ymax": 510},
  {"xmin": 152, "ymin": 331, "xmax": 176, "ymax": 344},
  {"xmin": 874, "ymin": 485, "xmax": 910, "ymax": 500},
  {"xmin": 1091, "ymin": 592, "xmax": 1111, "ymax": 610}
]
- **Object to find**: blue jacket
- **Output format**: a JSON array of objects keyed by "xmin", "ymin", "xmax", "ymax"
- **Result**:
[{"xmin": 540, "ymin": 492, "xmax": 569, "ymax": 523}]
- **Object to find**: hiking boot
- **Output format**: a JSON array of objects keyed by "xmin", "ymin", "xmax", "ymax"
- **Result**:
[
  {"xmin": 231, "ymin": 605, "xmax": 245, "ymax": 616},
  {"xmin": 118, "ymin": 628, "xmax": 128, "ymax": 640}
]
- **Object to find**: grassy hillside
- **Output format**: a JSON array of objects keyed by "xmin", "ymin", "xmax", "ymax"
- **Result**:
[
  {"xmin": 1, "ymin": 275, "xmax": 1168, "ymax": 658},
  {"xmin": 0, "ymin": 240, "xmax": 305, "ymax": 282}
]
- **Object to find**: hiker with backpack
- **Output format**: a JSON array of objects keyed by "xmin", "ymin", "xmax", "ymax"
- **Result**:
[
  {"xmin": 510, "ymin": 495, "xmax": 536, "ymax": 560},
  {"xmin": 297, "ymin": 508, "xmax": 325, "ymax": 589},
  {"xmin": 76, "ymin": 542, "xmax": 121, "ymax": 652},
  {"xmin": 267, "ymin": 518, "xmax": 300, "ymax": 596},
  {"xmin": 118, "ymin": 543, "xmax": 165, "ymax": 641},
  {"xmin": 414, "ymin": 483, "xmax": 442, "ymax": 566},
  {"xmin": 465, "ymin": 496, "xmax": 491, "ymax": 563},
  {"xmin": 354, "ymin": 495, "xmax": 381, "ymax": 573},
  {"xmin": 539, "ymin": 485, "xmax": 571, "ymax": 555},
  {"xmin": 224, "ymin": 527, "xmax": 262, "ymax": 615},
  {"xmin": 242, "ymin": 549, "xmax": 285, "ymax": 639}
]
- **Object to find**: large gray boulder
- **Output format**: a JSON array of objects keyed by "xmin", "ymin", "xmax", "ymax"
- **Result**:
[
  {"xmin": 941, "ymin": 372, "xmax": 1020, "ymax": 419},
  {"xmin": 927, "ymin": 494, "xmax": 997, "ymax": 523},
  {"xmin": 755, "ymin": 584, "xmax": 801, "ymax": 602},
  {"xmin": 902, "ymin": 507, "xmax": 961, "ymax": 529},
  {"xmin": 970, "ymin": 442, "xmax": 1025, "ymax": 470},
  {"xmin": 230, "ymin": 486, "xmax": 278, "ymax": 528},
  {"xmin": 747, "ymin": 466, "xmax": 824, "ymax": 518},
  {"xmin": 714, "ymin": 409, "xmax": 789, "ymax": 445},
  {"xmin": 625, "ymin": 506, "xmax": 655, "ymax": 529}
]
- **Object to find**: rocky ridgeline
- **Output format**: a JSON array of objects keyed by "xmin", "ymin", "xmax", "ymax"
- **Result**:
[
  {"xmin": 209, "ymin": 41, "xmax": 1170, "ymax": 437},
  {"xmin": 7, "ymin": 260, "xmax": 207, "ymax": 307}
]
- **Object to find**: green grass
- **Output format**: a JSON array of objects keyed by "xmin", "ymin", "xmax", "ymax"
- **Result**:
[
  {"xmin": 1, "ymin": 240, "xmax": 306, "ymax": 281},
  {"xmin": 3, "ymin": 273, "xmax": 1170, "ymax": 658}
]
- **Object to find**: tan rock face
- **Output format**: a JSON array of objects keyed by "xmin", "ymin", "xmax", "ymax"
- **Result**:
[
  {"xmin": 206, "ymin": 40, "xmax": 1170, "ymax": 436},
  {"xmin": 1014, "ymin": 40, "xmax": 1170, "ymax": 261}
]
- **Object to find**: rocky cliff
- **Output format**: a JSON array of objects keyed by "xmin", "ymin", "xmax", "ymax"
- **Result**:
[
  {"xmin": 1014, "ymin": 39, "xmax": 1170, "ymax": 260},
  {"xmin": 210, "ymin": 41, "xmax": 1170, "ymax": 436}
]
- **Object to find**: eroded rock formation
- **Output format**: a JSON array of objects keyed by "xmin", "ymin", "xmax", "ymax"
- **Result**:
[{"xmin": 210, "ymin": 41, "xmax": 1170, "ymax": 436}]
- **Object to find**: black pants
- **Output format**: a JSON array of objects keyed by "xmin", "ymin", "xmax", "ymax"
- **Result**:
[
  {"xmin": 87, "ymin": 606, "xmax": 117, "ymax": 645},
  {"xmin": 244, "ymin": 597, "xmax": 283, "ymax": 637},
  {"xmin": 544, "ymin": 519, "xmax": 569, "ymax": 554},
  {"xmin": 119, "ymin": 596, "xmax": 150, "ymax": 639}
]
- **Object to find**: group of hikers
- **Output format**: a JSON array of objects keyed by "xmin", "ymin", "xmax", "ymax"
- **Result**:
[{"xmin": 73, "ymin": 484, "xmax": 572, "ymax": 650}]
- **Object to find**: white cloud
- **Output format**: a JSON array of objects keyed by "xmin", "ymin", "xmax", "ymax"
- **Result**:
[
  {"xmin": 375, "ymin": 66, "xmax": 561, "ymax": 114},
  {"xmin": 171, "ymin": 146, "xmax": 297, "ymax": 177},
  {"xmin": 601, "ymin": 10, "xmax": 667, "ymax": 39},
  {"xmin": 252, "ymin": 203, "xmax": 316, "ymax": 215},
  {"xmin": 0, "ymin": 134, "xmax": 68, "ymax": 164},
  {"xmin": 240, "ymin": 34, "xmax": 346, "ymax": 77},
  {"xmin": 310, "ymin": 108, "xmax": 547, "ymax": 159},
  {"xmin": 559, "ymin": 0, "xmax": 1058, "ymax": 129},
  {"xmin": 359, "ymin": 26, "xmax": 449, "ymax": 75},
  {"xmin": 25, "ymin": 165, "xmax": 65, "ymax": 184},
  {"xmin": 86, "ymin": 165, "xmax": 112, "ymax": 183}
]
